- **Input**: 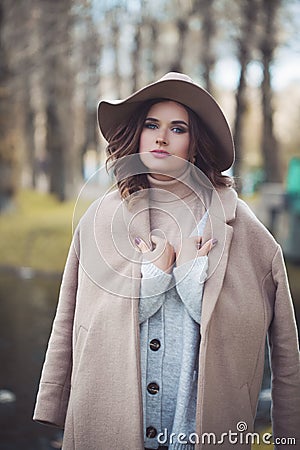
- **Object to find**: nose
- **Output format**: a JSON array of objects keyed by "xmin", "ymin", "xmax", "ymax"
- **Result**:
[{"xmin": 156, "ymin": 136, "xmax": 168, "ymax": 146}]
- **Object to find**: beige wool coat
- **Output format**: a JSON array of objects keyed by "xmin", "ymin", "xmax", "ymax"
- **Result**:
[{"xmin": 33, "ymin": 185, "xmax": 300, "ymax": 450}]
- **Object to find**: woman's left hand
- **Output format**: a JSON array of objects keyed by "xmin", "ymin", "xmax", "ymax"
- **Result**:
[{"xmin": 175, "ymin": 236, "xmax": 217, "ymax": 267}]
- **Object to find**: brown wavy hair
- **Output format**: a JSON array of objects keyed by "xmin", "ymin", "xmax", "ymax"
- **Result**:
[{"xmin": 105, "ymin": 99, "xmax": 234, "ymax": 199}]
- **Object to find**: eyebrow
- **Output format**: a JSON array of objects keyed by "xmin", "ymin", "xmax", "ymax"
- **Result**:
[{"xmin": 145, "ymin": 117, "xmax": 189, "ymax": 127}]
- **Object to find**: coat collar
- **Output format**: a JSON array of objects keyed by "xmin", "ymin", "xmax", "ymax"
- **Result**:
[
  {"xmin": 209, "ymin": 185, "xmax": 238, "ymax": 224},
  {"xmin": 123, "ymin": 185, "xmax": 237, "ymax": 241}
]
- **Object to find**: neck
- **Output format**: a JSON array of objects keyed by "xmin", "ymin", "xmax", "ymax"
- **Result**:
[
  {"xmin": 149, "ymin": 169, "xmax": 184, "ymax": 182},
  {"xmin": 147, "ymin": 166, "xmax": 196, "ymax": 202}
]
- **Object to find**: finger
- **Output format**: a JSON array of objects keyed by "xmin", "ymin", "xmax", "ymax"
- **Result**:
[
  {"xmin": 151, "ymin": 234, "xmax": 166, "ymax": 250},
  {"xmin": 134, "ymin": 237, "xmax": 151, "ymax": 254},
  {"xmin": 197, "ymin": 240, "xmax": 212, "ymax": 256},
  {"xmin": 197, "ymin": 238, "xmax": 217, "ymax": 256},
  {"xmin": 195, "ymin": 236, "xmax": 202, "ymax": 250}
]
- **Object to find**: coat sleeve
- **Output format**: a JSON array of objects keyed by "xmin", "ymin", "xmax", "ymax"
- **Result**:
[
  {"xmin": 33, "ymin": 227, "xmax": 80, "ymax": 428},
  {"xmin": 268, "ymin": 244, "xmax": 300, "ymax": 449}
]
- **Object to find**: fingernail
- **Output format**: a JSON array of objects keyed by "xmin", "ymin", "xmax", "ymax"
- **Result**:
[
  {"xmin": 135, "ymin": 237, "xmax": 141, "ymax": 245},
  {"xmin": 212, "ymin": 238, "xmax": 218, "ymax": 245}
]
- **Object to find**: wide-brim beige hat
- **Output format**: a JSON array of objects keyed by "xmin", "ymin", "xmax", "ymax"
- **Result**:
[{"xmin": 98, "ymin": 72, "xmax": 235, "ymax": 171}]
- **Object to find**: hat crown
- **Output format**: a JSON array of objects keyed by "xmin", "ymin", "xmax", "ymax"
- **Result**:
[{"xmin": 158, "ymin": 72, "xmax": 194, "ymax": 84}]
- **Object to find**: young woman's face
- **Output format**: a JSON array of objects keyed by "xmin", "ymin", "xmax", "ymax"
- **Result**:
[{"xmin": 139, "ymin": 101, "xmax": 191, "ymax": 181}]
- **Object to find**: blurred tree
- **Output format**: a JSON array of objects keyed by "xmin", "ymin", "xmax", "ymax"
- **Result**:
[
  {"xmin": 159, "ymin": 0, "xmax": 189, "ymax": 74},
  {"xmin": 148, "ymin": 19, "xmax": 159, "ymax": 79},
  {"xmin": 129, "ymin": 0, "xmax": 156, "ymax": 91},
  {"xmin": 202, "ymin": 0, "xmax": 216, "ymax": 92},
  {"xmin": 16, "ymin": 1, "xmax": 40, "ymax": 190},
  {"xmin": 171, "ymin": 17, "xmax": 189, "ymax": 73},
  {"xmin": 258, "ymin": 0, "xmax": 282, "ymax": 182},
  {"xmin": 72, "ymin": 0, "xmax": 102, "ymax": 176},
  {"xmin": 138, "ymin": 2, "xmax": 164, "ymax": 83},
  {"xmin": 232, "ymin": 0, "xmax": 259, "ymax": 190},
  {"xmin": 21, "ymin": 72, "xmax": 37, "ymax": 188},
  {"xmin": 0, "ymin": 0, "xmax": 47, "ymax": 194},
  {"xmin": 0, "ymin": 0, "xmax": 19, "ymax": 212},
  {"xmin": 108, "ymin": 7, "xmax": 123, "ymax": 99},
  {"xmin": 38, "ymin": 0, "xmax": 80, "ymax": 201},
  {"xmin": 131, "ymin": 9, "xmax": 143, "ymax": 92},
  {"xmin": 197, "ymin": 0, "xmax": 216, "ymax": 92}
]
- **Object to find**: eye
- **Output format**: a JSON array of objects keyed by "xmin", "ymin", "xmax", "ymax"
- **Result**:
[
  {"xmin": 144, "ymin": 122, "xmax": 158, "ymax": 130},
  {"xmin": 171, "ymin": 126, "xmax": 186, "ymax": 134}
]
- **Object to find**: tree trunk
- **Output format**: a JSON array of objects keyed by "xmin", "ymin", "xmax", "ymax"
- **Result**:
[
  {"xmin": 72, "ymin": 7, "xmax": 101, "ymax": 180},
  {"xmin": 261, "ymin": 52, "xmax": 282, "ymax": 182},
  {"xmin": 201, "ymin": 0, "xmax": 215, "ymax": 92},
  {"xmin": 21, "ymin": 72, "xmax": 37, "ymax": 188},
  {"xmin": 171, "ymin": 18, "xmax": 188, "ymax": 73},
  {"xmin": 131, "ymin": 24, "xmax": 142, "ymax": 92},
  {"xmin": 149, "ymin": 21, "xmax": 159, "ymax": 79},
  {"xmin": 0, "ymin": 1, "xmax": 18, "ymax": 212},
  {"xmin": 233, "ymin": 0, "xmax": 258, "ymax": 190},
  {"xmin": 233, "ymin": 60, "xmax": 248, "ymax": 190},
  {"xmin": 191, "ymin": 0, "xmax": 216, "ymax": 92},
  {"xmin": 259, "ymin": 0, "xmax": 282, "ymax": 182},
  {"xmin": 112, "ymin": 20, "xmax": 122, "ymax": 99},
  {"xmin": 39, "ymin": 0, "xmax": 78, "ymax": 201}
]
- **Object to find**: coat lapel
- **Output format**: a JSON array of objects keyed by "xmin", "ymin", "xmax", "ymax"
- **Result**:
[
  {"xmin": 201, "ymin": 187, "xmax": 237, "ymax": 329},
  {"xmin": 122, "ymin": 192, "xmax": 152, "ymax": 249}
]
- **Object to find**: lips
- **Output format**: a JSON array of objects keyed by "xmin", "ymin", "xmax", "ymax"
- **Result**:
[{"xmin": 150, "ymin": 149, "xmax": 171, "ymax": 158}]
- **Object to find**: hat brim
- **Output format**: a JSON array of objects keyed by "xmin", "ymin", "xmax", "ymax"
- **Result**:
[{"xmin": 98, "ymin": 78, "xmax": 235, "ymax": 171}]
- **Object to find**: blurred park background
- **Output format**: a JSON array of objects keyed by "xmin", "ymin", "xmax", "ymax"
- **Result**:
[{"xmin": 0, "ymin": 0, "xmax": 299, "ymax": 449}]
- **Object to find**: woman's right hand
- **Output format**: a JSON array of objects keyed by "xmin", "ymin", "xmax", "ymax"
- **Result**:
[
  {"xmin": 175, "ymin": 236, "xmax": 217, "ymax": 267},
  {"xmin": 135, "ymin": 235, "xmax": 175, "ymax": 274}
]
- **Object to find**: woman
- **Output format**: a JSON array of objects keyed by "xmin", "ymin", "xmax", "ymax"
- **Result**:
[{"xmin": 33, "ymin": 72, "xmax": 300, "ymax": 450}]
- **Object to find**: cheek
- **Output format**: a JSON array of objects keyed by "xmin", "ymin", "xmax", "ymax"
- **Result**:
[
  {"xmin": 139, "ymin": 130, "xmax": 150, "ymax": 154},
  {"xmin": 181, "ymin": 136, "xmax": 190, "ymax": 159}
]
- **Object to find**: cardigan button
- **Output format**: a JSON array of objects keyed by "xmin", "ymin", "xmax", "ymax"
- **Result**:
[
  {"xmin": 146, "ymin": 426, "xmax": 157, "ymax": 438},
  {"xmin": 149, "ymin": 339, "xmax": 161, "ymax": 351},
  {"xmin": 147, "ymin": 382, "xmax": 159, "ymax": 395}
]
